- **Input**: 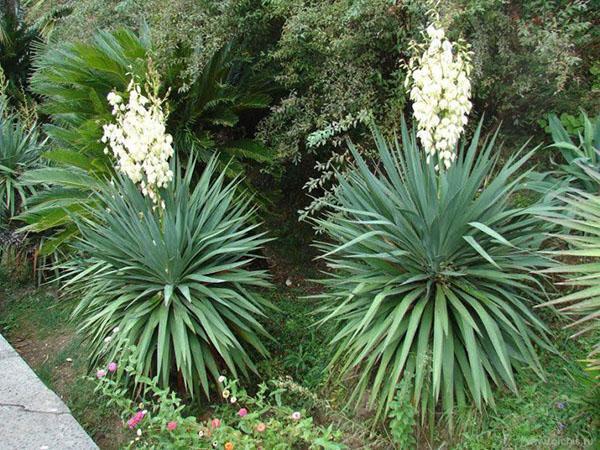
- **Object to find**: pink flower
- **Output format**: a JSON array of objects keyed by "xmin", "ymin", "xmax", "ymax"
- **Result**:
[
  {"xmin": 167, "ymin": 421, "xmax": 177, "ymax": 431},
  {"xmin": 96, "ymin": 369, "xmax": 107, "ymax": 379},
  {"xmin": 256, "ymin": 422, "xmax": 266, "ymax": 433},
  {"xmin": 211, "ymin": 418, "xmax": 221, "ymax": 429},
  {"xmin": 237, "ymin": 408, "xmax": 248, "ymax": 417},
  {"xmin": 291, "ymin": 411, "xmax": 301, "ymax": 420},
  {"xmin": 107, "ymin": 362, "xmax": 117, "ymax": 373},
  {"xmin": 127, "ymin": 410, "xmax": 146, "ymax": 429}
]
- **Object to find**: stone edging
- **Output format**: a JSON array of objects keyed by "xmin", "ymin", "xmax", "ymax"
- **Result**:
[{"xmin": 0, "ymin": 334, "xmax": 98, "ymax": 450}]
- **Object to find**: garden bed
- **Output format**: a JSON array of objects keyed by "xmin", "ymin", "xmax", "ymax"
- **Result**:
[{"xmin": 0, "ymin": 266, "xmax": 597, "ymax": 449}]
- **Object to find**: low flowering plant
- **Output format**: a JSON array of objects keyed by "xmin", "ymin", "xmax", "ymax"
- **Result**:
[{"xmin": 92, "ymin": 348, "xmax": 346, "ymax": 449}]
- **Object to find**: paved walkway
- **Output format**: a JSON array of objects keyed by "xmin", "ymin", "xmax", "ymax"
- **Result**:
[{"xmin": 0, "ymin": 334, "xmax": 98, "ymax": 450}]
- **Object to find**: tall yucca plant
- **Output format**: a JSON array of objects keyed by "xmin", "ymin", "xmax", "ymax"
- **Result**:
[
  {"xmin": 313, "ymin": 120, "xmax": 554, "ymax": 424},
  {"xmin": 20, "ymin": 29, "xmax": 273, "ymax": 251},
  {"xmin": 538, "ymin": 167, "xmax": 600, "ymax": 377},
  {"xmin": 64, "ymin": 157, "xmax": 272, "ymax": 397}
]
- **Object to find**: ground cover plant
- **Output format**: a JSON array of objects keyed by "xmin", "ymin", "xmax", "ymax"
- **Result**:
[{"xmin": 0, "ymin": 0, "xmax": 599, "ymax": 449}]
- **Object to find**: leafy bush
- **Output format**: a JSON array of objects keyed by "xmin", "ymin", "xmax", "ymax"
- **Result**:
[
  {"xmin": 539, "ymin": 168, "xmax": 600, "ymax": 376},
  {"xmin": 546, "ymin": 111, "xmax": 600, "ymax": 192},
  {"xmin": 65, "ymin": 157, "xmax": 272, "ymax": 397},
  {"xmin": 388, "ymin": 375, "xmax": 416, "ymax": 448},
  {"xmin": 313, "ymin": 121, "xmax": 554, "ymax": 423},
  {"xmin": 93, "ymin": 348, "xmax": 345, "ymax": 449},
  {"xmin": 256, "ymin": 0, "xmax": 417, "ymax": 163},
  {"xmin": 447, "ymin": 0, "xmax": 598, "ymax": 129}
]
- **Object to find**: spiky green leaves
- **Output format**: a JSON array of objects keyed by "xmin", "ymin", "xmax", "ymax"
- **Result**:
[
  {"xmin": 547, "ymin": 111, "xmax": 600, "ymax": 192},
  {"xmin": 313, "ymin": 120, "xmax": 554, "ymax": 423},
  {"xmin": 538, "ymin": 168, "xmax": 600, "ymax": 376},
  {"xmin": 0, "ymin": 102, "xmax": 44, "ymax": 223},
  {"xmin": 65, "ymin": 158, "xmax": 272, "ymax": 397}
]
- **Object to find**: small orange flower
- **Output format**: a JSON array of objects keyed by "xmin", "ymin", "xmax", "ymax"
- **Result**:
[
  {"xmin": 256, "ymin": 422, "xmax": 266, "ymax": 433},
  {"xmin": 224, "ymin": 443, "xmax": 234, "ymax": 450}
]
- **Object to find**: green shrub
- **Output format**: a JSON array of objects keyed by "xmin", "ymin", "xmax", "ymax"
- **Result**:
[
  {"xmin": 256, "ymin": 0, "xmax": 416, "ymax": 162},
  {"xmin": 313, "ymin": 120, "xmax": 554, "ymax": 423},
  {"xmin": 539, "ymin": 168, "xmax": 600, "ymax": 376},
  {"xmin": 65, "ymin": 157, "xmax": 272, "ymax": 397},
  {"xmin": 388, "ymin": 375, "xmax": 417, "ymax": 449},
  {"xmin": 447, "ymin": 0, "xmax": 598, "ymax": 129}
]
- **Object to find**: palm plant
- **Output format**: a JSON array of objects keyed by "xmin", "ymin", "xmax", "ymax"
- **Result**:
[
  {"xmin": 165, "ymin": 42, "xmax": 274, "ymax": 175},
  {"xmin": 63, "ymin": 157, "xmax": 272, "ymax": 397},
  {"xmin": 0, "ymin": 0, "xmax": 70, "ymax": 103},
  {"xmin": 312, "ymin": 120, "xmax": 554, "ymax": 424},
  {"xmin": 538, "ymin": 167, "xmax": 600, "ymax": 377},
  {"xmin": 547, "ymin": 111, "xmax": 600, "ymax": 193}
]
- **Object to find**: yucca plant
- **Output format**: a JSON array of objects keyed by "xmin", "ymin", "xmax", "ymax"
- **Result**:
[
  {"xmin": 18, "ymin": 28, "xmax": 149, "ymax": 249},
  {"xmin": 538, "ymin": 167, "xmax": 600, "ymax": 377},
  {"xmin": 547, "ymin": 111, "xmax": 600, "ymax": 193},
  {"xmin": 312, "ymin": 120, "xmax": 554, "ymax": 424},
  {"xmin": 63, "ymin": 157, "xmax": 272, "ymax": 397},
  {"xmin": 0, "ymin": 94, "xmax": 44, "ymax": 224}
]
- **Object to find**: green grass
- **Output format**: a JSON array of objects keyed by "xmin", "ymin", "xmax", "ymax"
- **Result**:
[
  {"xmin": 0, "ymin": 276, "xmax": 128, "ymax": 449},
  {"xmin": 260, "ymin": 288, "xmax": 332, "ymax": 390},
  {"xmin": 453, "ymin": 329, "xmax": 599, "ymax": 449}
]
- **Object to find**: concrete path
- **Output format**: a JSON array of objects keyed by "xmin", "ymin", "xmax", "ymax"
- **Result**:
[{"xmin": 0, "ymin": 334, "xmax": 98, "ymax": 450}]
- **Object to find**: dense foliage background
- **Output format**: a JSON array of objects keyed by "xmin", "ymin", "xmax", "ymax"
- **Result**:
[{"xmin": 30, "ymin": 0, "xmax": 600, "ymax": 160}]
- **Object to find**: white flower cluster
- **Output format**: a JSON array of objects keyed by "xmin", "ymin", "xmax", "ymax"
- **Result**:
[
  {"xmin": 102, "ymin": 80, "xmax": 174, "ymax": 203},
  {"xmin": 407, "ymin": 23, "xmax": 472, "ymax": 169}
]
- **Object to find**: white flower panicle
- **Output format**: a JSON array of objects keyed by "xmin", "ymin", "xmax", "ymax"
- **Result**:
[
  {"xmin": 407, "ymin": 23, "xmax": 472, "ymax": 169},
  {"xmin": 102, "ymin": 80, "xmax": 174, "ymax": 203}
]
